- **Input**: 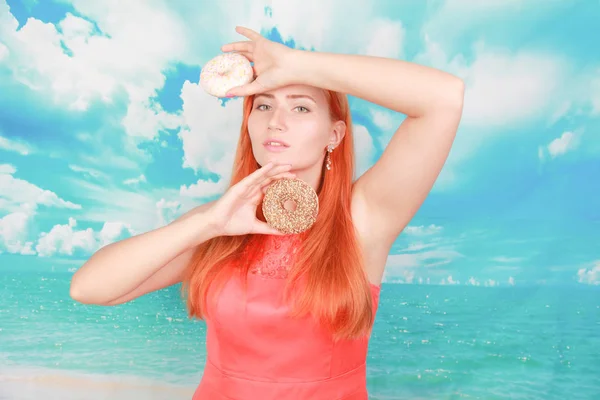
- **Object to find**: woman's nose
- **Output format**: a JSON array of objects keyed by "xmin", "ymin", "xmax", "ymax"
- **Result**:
[{"xmin": 267, "ymin": 110, "xmax": 286, "ymax": 131}]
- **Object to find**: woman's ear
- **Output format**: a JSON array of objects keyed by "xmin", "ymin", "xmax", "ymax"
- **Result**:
[{"xmin": 330, "ymin": 120, "xmax": 346, "ymax": 147}]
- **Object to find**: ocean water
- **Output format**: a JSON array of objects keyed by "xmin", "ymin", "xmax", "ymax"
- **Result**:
[{"xmin": 1, "ymin": 271, "xmax": 599, "ymax": 399}]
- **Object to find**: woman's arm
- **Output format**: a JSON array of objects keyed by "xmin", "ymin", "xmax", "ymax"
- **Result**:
[
  {"xmin": 222, "ymin": 26, "xmax": 464, "ymax": 246},
  {"xmin": 69, "ymin": 202, "xmax": 219, "ymax": 305},
  {"xmin": 292, "ymin": 50, "xmax": 464, "ymax": 245},
  {"xmin": 292, "ymin": 50, "xmax": 464, "ymax": 118}
]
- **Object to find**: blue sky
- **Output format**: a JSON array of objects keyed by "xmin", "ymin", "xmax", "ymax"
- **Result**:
[{"xmin": 0, "ymin": 0, "xmax": 598, "ymax": 287}]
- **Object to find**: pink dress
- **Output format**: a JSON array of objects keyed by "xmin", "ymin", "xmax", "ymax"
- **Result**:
[{"xmin": 192, "ymin": 234, "xmax": 381, "ymax": 400}]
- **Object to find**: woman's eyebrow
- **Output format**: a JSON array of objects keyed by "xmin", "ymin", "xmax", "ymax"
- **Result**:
[{"xmin": 254, "ymin": 94, "xmax": 317, "ymax": 103}]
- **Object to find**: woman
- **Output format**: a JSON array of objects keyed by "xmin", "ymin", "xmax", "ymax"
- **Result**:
[{"xmin": 70, "ymin": 26, "xmax": 464, "ymax": 399}]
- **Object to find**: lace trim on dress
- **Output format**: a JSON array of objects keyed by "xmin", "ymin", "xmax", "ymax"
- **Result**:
[{"xmin": 248, "ymin": 234, "xmax": 302, "ymax": 279}]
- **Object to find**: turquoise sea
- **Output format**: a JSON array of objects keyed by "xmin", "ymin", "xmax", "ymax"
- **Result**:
[{"xmin": 1, "ymin": 271, "xmax": 599, "ymax": 399}]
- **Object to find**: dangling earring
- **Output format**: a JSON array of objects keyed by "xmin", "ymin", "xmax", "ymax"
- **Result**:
[{"xmin": 326, "ymin": 144, "xmax": 334, "ymax": 170}]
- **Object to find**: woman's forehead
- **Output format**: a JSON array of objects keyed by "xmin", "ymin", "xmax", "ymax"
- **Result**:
[{"xmin": 260, "ymin": 85, "xmax": 326, "ymax": 101}]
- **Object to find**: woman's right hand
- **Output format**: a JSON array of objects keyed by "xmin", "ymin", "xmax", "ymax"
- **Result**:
[{"xmin": 207, "ymin": 162, "xmax": 295, "ymax": 236}]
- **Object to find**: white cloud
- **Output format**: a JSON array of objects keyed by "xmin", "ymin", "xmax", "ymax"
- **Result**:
[
  {"xmin": 491, "ymin": 256, "xmax": 523, "ymax": 263},
  {"xmin": 180, "ymin": 178, "xmax": 229, "ymax": 199},
  {"xmin": 467, "ymin": 277, "xmax": 479, "ymax": 286},
  {"xmin": 370, "ymin": 108, "xmax": 397, "ymax": 132},
  {"xmin": 385, "ymin": 247, "xmax": 463, "ymax": 270},
  {"xmin": 387, "ymin": 273, "xmax": 513, "ymax": 287},
  {"xmin": 2, "ymin": 15, "xmax": 112, "ymax": 109},
  {"xmin": 441, "ymin": 275, "xmax": 459, "ymax": 285},
  {"xmin": 0, "ymin": 40, "xmax": 8, "ymax": 61},
  {"xmin": 353, "ymin": 124, "xmax": 376, "ymax": 179},
  {"xmin": 458, "ymin": 46, "xmax": 566, "ymax": 129},
  {"xmin": 538, "ymin": 146, "xmax": 545, "ymax": 161},
  {"xmin": 10, "ymin": 184, "xmax": 191, "ymax": 259},
  {"xmin": 68, "ymin": 164, "xmax": 108, "ymax": 180},
  {"xmin": 382, "ymin": 223, "xmax": 458, "ymax": 282},
  {"xmin": 577, "ymin": 261, "xmax": 600, "ymax": 285},
  {"xmin": 61, "ymin": 173, "xmax": 210, "ymax": 238},
  {"xmin": 547, "ymin": 67, "xmax": 600, "ymax": 123},
  {"xmin": 422, "ymin": 0, "xmax": 561, "ymax": 50},
  {"xmin": 178, "ymin": 82, "xmax": 244, "ymax": 179},
  {"xmin": 383, "ymin": 226, "xmax": 521, "ymax": 286},
  {"xmin": 0, "ymin": 163, "xmax": 81, "ymax": 213},
  {"xmin": 414, "ymin": 7, "xmax": 572, "ymax": 130},
  {"xmin": 0, "ymin": 164, "xmax": 15, "ymax": 174},
  {"xmin": 403, "ymin": 224, "xmax": 443, "ymax": 235},
  {"xmin": 538, "ymin": 130, "xmax": 583, "ymax": 162},
  {"xmin": 0, "ymin": 166, "xmax": 38, "ymax": 259},
  {"xmin": 156, "ymin": 198, "xmax": 181, "ymax": 227},
  {"xmin": 35, "ymin": 217, "xmax": 136, "ymax": 257},
  {"xmin": 123, "ymin": 174, "xmax": 147, "ymax": 186},
  {"xmin": 257, "ymin": 0, "xmax": 378, "ymax": 54},
  {"xmin": 591, "ymin": 71, "xmax": 600, "ymax": 115},
  {"xmin": 409, "ymin": 34, "xmax": 571, "ymax": 189},
  {"xmin": 0, "ymin": 134, "xmax": 34, "ymax": 155},
  {"xmin": 384, "ymin": 269, "xmax": 417, "ymax": 284},
  {"xmin": 546, "ymin": 131, "xmax": 578, "ymax": 158},
  {"xmin": 98, "ymin": 221, "xmax": 135, "ymax": 248},
  {"xmin": 484, "ymin": 279, "xmax": 498, "ymax": 287},
  {"xmin": 364, "ymin": 18, "xmax": 405, "ymax": 60},
  {"xmin": 466, "ymin": 277, "xmax": 505, "ymax": 287},
  {"xmin": 415, "ymin": 0, "xmax": 598, "ymax": 151},
  {"xmin": 0, "ymin": 2, "xmax": 186, "ymax": 140},
  {"xmin": 412, "ymin": 34, "xmax": 469, "ymax": 81},
  {"xmin": 403, "ymin": 242, "xmax": 438, "ymax": 252},
  {"xmin": 121, "ymin": 98, "xmax": 183, "ymax": 140},
  {"xmin": 0, "ymin": 209, "xmax": 36, "ymax": 255},
  {"xmin": 78, "ymin": 146, "xmax": 145, "ymax": 172},
  {"xmin": 36, "ymin": 217, "xmax": 94, "ymax": 257},
  {"xmin": 63, "ymin": 177, "xmax": 184, "ymax": 233},
  {"xmin": 1, "ymin": 0, "xmax": 383, "ymax": 194}
]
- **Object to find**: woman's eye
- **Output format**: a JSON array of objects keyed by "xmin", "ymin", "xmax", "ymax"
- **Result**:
[{"xmin": 255, "ymin": 104, "xmax": 310, "ymax": 112}]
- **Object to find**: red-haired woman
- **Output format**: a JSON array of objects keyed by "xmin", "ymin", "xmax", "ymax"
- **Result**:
[{"xmin": 71, "ymin": 26, "xmax": 464, "ymax": 399}]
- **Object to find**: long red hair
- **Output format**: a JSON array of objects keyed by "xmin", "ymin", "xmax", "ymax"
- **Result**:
[{"xmin": 181, "ymin": 90, "xmax": 375, "ymax": 341}]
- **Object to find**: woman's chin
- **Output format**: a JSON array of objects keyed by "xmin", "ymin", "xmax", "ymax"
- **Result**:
[{"xmin": 262, "ymin": 155, "xmax": 288, "ymax": 165}]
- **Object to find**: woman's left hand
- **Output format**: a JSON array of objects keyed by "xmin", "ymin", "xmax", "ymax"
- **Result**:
[{"xmin": 221, "ymin": 26, "xmax": 298, "ymax": 97}]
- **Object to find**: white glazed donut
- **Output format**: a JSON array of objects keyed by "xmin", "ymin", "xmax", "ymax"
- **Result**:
[{"xmin": 200, "ymin": 52, "xmax": 254, "ymax": 97}]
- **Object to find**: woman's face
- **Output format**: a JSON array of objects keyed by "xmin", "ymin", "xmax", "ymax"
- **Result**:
[{"xmin": 247, "ymin": 84, "xmax": 335, "ymax": 171}]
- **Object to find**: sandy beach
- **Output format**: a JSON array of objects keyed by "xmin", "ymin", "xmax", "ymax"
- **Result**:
[{"xmin": 0, "ymin": 366, "xmax": 197, "ymax": 400}]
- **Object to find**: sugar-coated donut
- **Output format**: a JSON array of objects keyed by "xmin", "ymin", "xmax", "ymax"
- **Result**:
[
  {"xmin": 200, "ymin": 52, "xmax": 254, "ymax": 97},
  {"xmin": 262, "ymin": 178, "xmax": 319, "ymax": 235}
]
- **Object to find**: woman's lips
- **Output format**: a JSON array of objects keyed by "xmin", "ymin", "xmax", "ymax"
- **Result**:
[{"xmin": 263, "ymin": 143, "xmax": 289, "ymax": 152}]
